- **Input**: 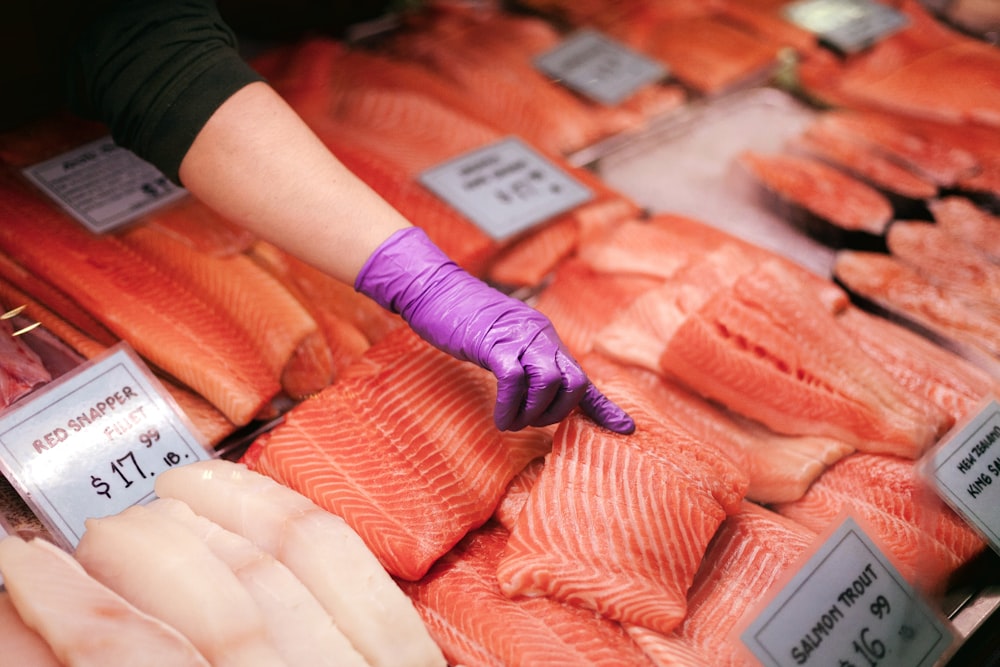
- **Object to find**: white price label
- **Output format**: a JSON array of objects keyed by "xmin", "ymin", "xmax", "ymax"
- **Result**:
[
  {"xmin": 22, "ymin": 136, "xmax": 187, "ymax": 233},
  {"xmin": 533, "ymin": 29, "xmax": 669, "ymax": 106},
  {"xmin": 419, "ymin": 137, "xmax": 593, "ymax": 241},
  {"xmin": 783, "ymin": 0, "xmax": 909, "ymax": 53},
  {"xmin": 927, "ymin": 397, "xmax": 1000, "ymax": 551},
  {"xmin": 0, "ymin": 343, "xmax": 212, "ymax": 549},
  {"xmin": 742, "ymin": 515, "xmax": 952, "ymax": 667}
]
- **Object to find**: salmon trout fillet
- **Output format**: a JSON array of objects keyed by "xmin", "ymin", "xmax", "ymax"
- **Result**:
[
  {"xmin": 493, "ymin": 457, "xmax": 546, "ymax": 532},
  {"xmin": 0, "ymin": 535, "xmax": 210, "ymax": 667},
  {"xmin": 400, "ymin": 523, "xmax": 654, "ymax": 667},
  {"xmin": 627, "ymin": 502, "xmax": 816, "ymax": 667},
  {"xmin": 774, "ymin": 453, "xmax": 987, "ymax": 591},
  {"xmin": 496, "ymin": 375, "xmax": 748, "ymax": 635},
  {"xmin": 0, "ymin": 175, "xmax": 280, "ymax": 425},
  {"xmin": 242, "ymin": 327, "xmax": 553, "ymax": 581},
  {"xmin": 834, "ymin": 250, "xmax": 1000, "ymax": 360},
  {"xmin": 930, "ymin": 197, "xmax": 1000, "ymax": 263}
]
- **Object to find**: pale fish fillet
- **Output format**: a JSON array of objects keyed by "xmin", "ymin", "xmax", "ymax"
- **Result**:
[
  {"xmin": 626, "ymin": 502, "xmax": 817, "ymax": 667},
  {"xmin": 153, "ymin": 459, "xmax": 446, "ymax": 667},
  {"xmin": 74, "ymin": 504, "xmax": 288, "ymax": 667},
  {"xmin": 147, "ymin": 498, "xmax": 369, "ymax": 667},
  {"xmin": 497, "ymin": 378, "xmax": 748, "ymax": 635},
  {"xmin": 0, "ymin": 535, "xmax": 209, "ymax": 667},
  {"xmin": 0, "ymin": 590, "xmax": 61, "ymax": 667},
  {"xmin": 399, "ymin": 523, "xmax": 654, "ymax": 667}
]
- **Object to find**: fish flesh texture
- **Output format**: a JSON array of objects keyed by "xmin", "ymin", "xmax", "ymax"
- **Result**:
[
  {"xmin": 0, "ymin": 535, "xmax": 209, "ymax": 666},
  {"xmin": 0, "ymin": 590, "xmax": 62, "ymax": 667},
  {"xmin": 141, "ymin": 196, "xmax": 257, "ymax": 257},
  {"xmin": 838, "ymin": 306, "xmax": 1000, "ymax": 424},
  {"xmin": 739, "ymin": 151, "xmax": 894, "ymax": 246},
  {"xmin": 147, "ymin": 498, "xmax": 369, "ymax": 667},
  {"xmin": 496, "ymin": 373, "xmax": 748, "ymax": 635},
  {"xmin": 774, "ymin": 453, "xmax": 987, "ymax": 591},
  {"xmin": 399, "ymin": 522, "xmax": 654, "ymax": 666},
  {"xmin": 493, "ymin": 457, "xmax": 546, "ymax": 532},
  {"xmin": 657, "ymin": 259, "xmax": 952, "ymax": 457},
  {"xmin": 153, "ymin": 458, "xmax": 446, "ymax": 667},
  {"xmin": 887, "ymin": 220, "xmax": 1000, "ymax": 307},
  {"xmin": 930, "ymin": 197, "xmax": 1000, "ymax": 263},
  {"xmin": 74, "ymin": 504, "xmax": 289, "ymax": 667},
  {"xmin": 833, "ymin": 249, "xmax": 1000, "ymax": 360},
  {"xmin": 0, "ymin": 305, "xmax": 51, "ymax": 408},
  {"xmin": 0, "ymin": 174, "xmax": 280, "ymax": 425},
  {"xmin": 242, "ymin": 327, "xmax": 553, "ymax": 580},
  {"xmin": 627, "ymin": 502, "xmax": 816, "ymax": 667}
]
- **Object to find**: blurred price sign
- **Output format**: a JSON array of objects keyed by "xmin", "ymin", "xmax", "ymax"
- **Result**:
[
  {"xmin": 742, "ymin": 515, "xmax": 952, "ymax": 667},
  {"xmin": 22, "ymin": 136, "xmax": 187, "ymax": 233},
  {"xmin": 419, "ymin": 136, "xmax": 593, "ymax": 241},
  {"xmin": 927, "ymin": 397, "xmax": 1000, "ymax": 553},
  {"xmin": 783, "ymin": 0, "xmax": 909, "ymax": 54},
  {"xmin": 0, "ymin": 343, "xmax": 212, "ymax": 549},
  {"xmin": 534, "ymin": 29, "xmax": 669, "ymax": 106}
]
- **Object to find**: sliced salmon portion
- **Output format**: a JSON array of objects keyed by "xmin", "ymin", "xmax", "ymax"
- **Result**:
[
  {"xmin": 242, "ymin": 327, "xmax": 553, "ymax": 581},
  {"xmin": 627, "ymin": 502, "xmax": 816, "ymax": 667},
  {"xmin": 930, "ymin": 197, "xmax": 1000, "ymax": 263},
  {"xmin": 717, "ymin": 0, "xmax": 819, "ymax": 53},
  {"xmin": 496, "ymin": 375, "xmax": 748, "ymax": 635},
  {"xmin": 141, "ymin": 197, "xmax": 257, "ymax": 257},
  {"xmin": 399, "ymin": 523, "xmax": 653, "ymax": 666},
  {"xmin": 493, "ymin": 458, "xmax": 546, "ymax": 532},
  {"xmin": 0, "ymin": 174, "xmax": 279, "ymax": 425},
  {"xmin": 774, "ymin": 453, "xmax": 987, "ymax": 591},
  {"xmin": 834, "ymin": 250, "xmax": 1000, "ymax": 359},
  {"xmin": 740, "ymin": 151, "xmax": 894, "ymax": 242}
]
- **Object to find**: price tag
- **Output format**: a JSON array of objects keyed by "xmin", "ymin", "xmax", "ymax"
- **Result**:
[
  {"xmin": 419, "ymin": 136, "xmax": 593, "ymax": 241},
  {"xmin": 533, "ymin": 29, "xmax": 669, "ymax": 106},
  {"xmin": 783, "ymin": 0, "xmax": 909, "ymax": 54},
  {"xmin": 742, "ymin": 515, "xmax": 952, "ymax": 667},
  {"xmin": 0, "ymin": 343, "xmax": 212, "ymax": 550},
  {"xmin": 22, "ymin": 136, "xmax": 187, "ymax": 233},
  {"xmin": 927, "ymin": 397, "xmax": 1000, "ymax": 552}
]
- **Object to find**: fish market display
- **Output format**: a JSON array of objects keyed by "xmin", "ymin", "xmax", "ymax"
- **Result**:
[
  {"xmin": 774, "ymin": 453, "xmax": 988, "ymax": 591},
  {"xmin": 75, "ymin": 504, "xmax": 289, "ymax": 667},
  {"xmin": 0, "ymin": 535, "xmax": 209, "ymax": 666},
  {"xmin": 496, "ymin": 373, "xmax": 748, "ymax": 635},
  {"xmin": 154, "ymin": 459, "xmax": 446, "ymax": 667},
  {"xmin": 242, "ymin": 326, "xmax": 553, "ymax": 581},
  {"xmin": 400, "ymin": 523, "xmax": 654, "ymax": 666}
]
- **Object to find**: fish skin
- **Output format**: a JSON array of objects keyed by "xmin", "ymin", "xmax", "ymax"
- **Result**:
[
  {"xmin": 400, "ymin": 523, "xmax": 655, "ymax": 667},
  {"xmin": 75, "ymin": 505, "xmax": 289, "ymax": 667},
  {"xmin": 0, "ymin": 174, "xmax": 280, "ymax": 425},
  {"xmin": 154, "ymin": 458, "xmax": 446, "ymax": 667},
  {"xmin": 0, "ymin": 535, "xmax": 210, "ymax": 667}
]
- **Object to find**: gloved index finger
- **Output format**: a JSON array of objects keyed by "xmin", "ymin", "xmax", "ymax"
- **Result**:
[{"xmin": 578, "ymin": 384, "xmax": 636, "ymax": 434}]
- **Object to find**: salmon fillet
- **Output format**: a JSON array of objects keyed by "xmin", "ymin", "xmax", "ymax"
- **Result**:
[{"xmin": 929, "ymin": 197, "xmax": 1000, "ymax": 263}]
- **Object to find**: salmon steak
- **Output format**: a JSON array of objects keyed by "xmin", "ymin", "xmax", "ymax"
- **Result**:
[
  {"xmin": 496, "ymin": 373, "xmax": 748, "ymax": 635},
  {"xmin": 242, "ymin": 327, "xmax": 553, "ymax": 581},
  {"xmin": 399, "ymin": 523, "xmax": 655, "ymax": 666}
]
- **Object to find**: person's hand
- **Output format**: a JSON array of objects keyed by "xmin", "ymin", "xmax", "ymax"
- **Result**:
[{"xmin": 355, "ymin": 227, "xmax": 635, "ymax": 433}]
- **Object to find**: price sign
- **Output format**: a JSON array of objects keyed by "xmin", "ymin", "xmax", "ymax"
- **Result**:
[
  {"xmin": 22, "ymin": 136, "xmax": 187, "ymax": 233},
  {"xmin": 927, "ymin": 397, "xmax": 1000, "ymax": 552},
  {"xmin": 0, "ymin": 343, "xmax": 212, "ymax": 550},
  {"xmin": 533, "ymin": 29, "xmax": 669, "ymax": 106},
  {"xmin": 783, "ymin": 0, "xmax": 909, "ymax": 54},
  {"xmin": 419, "ymin": 136, "xmax": 593, "ymax": 241},
  {"xmin": 742, "ymin": 515, "xmax": 952, "ymax": 667}
]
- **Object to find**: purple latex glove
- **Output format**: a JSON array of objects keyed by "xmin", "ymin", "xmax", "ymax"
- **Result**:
[{"xmin": 355, "ymin": 227, "xmax": 635, "ymax": 434}]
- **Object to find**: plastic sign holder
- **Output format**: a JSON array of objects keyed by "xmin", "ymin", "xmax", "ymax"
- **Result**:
[
  {"xmin": 783, "ymin": 0, "xmax": 910, "ymax": 54},
  {"xmin": 0, "ymin": 343, "xmax": 212, "ymax": 550}
]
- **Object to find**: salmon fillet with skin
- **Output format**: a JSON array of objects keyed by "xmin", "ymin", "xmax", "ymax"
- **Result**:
[
  {"xmin": 930, "ymin": 197, "xmax": 1000, "ymax": 264},
  {"xmin": 399, "ymin": 523, "xmax": 655, "ymax": 667},
  {"xmin": 242, "ymin": 327, "xmax": 553, "ymax": 581}
]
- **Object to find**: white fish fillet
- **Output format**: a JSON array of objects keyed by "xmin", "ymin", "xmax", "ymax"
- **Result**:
[
  {"xmin": 147, "ymin": 497, "xmax": 370, "ymax": 667},
  {"xmin": 0, "ymin": 535, "xmax": 208, "ymax": 667},
  {"xmin": 0, "ymin": 590, "xmax": 63, "ymax": 667},
  {"xmin": 154, "ymin": 459, "xmax": 445, "ymax": 667},
  {"xmin": 74, "ymin": 504, "xmax": 288, "ymax": 667}
]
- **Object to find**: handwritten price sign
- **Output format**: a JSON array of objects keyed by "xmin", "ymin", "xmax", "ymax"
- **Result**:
[{"xmin": 0, "ymin": 343, "xmax": 211, "ymax": 549}]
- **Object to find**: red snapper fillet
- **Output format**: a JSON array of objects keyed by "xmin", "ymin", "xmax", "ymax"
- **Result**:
[
  {"xmin": 496, "ymin": 374, "xmax": 748, "ymax": 635},
  {"xmin": 242, "ymin": 327, "xmax": 553, "ymax": 581},
  {"xmin": 0, "ymin": 591, "xmax": 61, "ymax": 667},
  {"xmin": 399, "ymin": 523, "xmax": 654, "ymax": 667}
]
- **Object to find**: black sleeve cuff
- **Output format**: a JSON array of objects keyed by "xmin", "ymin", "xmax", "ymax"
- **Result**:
[{"xmin": 66, "ymin": 0, "xmax": 265, "ymax": 184}]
